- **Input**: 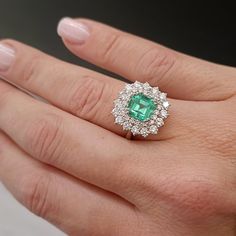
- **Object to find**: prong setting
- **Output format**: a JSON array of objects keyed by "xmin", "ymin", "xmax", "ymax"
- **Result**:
[{"xmin": 112, "ymin": 81, "xmax": 170, "ymax": 137}]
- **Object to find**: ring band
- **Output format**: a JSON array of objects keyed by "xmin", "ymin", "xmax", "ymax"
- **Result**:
[{"xmin": 112, "ymin": 81, "xmax": 170, "ymax": 138}]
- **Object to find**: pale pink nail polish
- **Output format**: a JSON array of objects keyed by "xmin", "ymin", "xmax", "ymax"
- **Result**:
[
  {"xmin": 0, "ymin": 43, "xmax": 15, "ymax": 71},
  {"xmin": 57, "ymin": 17, "xmax": 90, "ymax": 44}
]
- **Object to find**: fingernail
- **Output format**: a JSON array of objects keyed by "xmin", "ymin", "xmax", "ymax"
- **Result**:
[
  {"xmin": 0, "ymin": 43, "xmax": 15, "ymax": 71},
  {"xmin": 57, "ymin": 17, "xmax": 90, "ymax": 44}
]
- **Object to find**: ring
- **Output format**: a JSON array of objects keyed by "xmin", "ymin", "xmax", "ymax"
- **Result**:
[{"xmin": 112, "ymin": 81, "xmax": 170, "ymax": 138}]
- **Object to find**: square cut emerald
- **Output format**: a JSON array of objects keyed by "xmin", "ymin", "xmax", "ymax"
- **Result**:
[{"xmin": 128, "ymin": 94, "xmax": 156, "ymax": 121}]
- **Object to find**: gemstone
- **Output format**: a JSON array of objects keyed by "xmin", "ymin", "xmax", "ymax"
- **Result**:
[
  {"xmin": 163, "ymin": 101, "xmax": 170, "ymax": 109},
  {"xmin": 160, "ymin": 110, "xmax": 168, "ymax": 118},
  {"xmin": 115, "ymin": 116, "xmax": 123, "ymax": 124},
  {"xmin": 140, "ymin": 127, "xmax": 148, "ymax": 137},
  {"xmin": 149, "ymin": 120, "xmax": 155, "ymax": 125},
  {"xmin": 128, "ymin": 94, "xmax": 157, "ymax": 122},
  {"xmin": 150, "ymin": 125, "xmax": 158, "ymax": 134},
  {"xmin": 156, "ymin": 118, "xmax": 164, "ymax": 127},
  {"xmin": 131, "ymin": 126, "xmax": 139, "ymax": 135},
  {"xmin": 160, "ymin": 93, "xmax": 167, "ymax": 100},
  {"xmin": 123, "ymin": 121, "xmax": 132, "ymax": 130}
]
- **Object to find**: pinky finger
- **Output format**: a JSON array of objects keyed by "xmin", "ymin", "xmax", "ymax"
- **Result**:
[{"xmin": 0, "ymin": 132, "xmax": 139, "ymax": 236}]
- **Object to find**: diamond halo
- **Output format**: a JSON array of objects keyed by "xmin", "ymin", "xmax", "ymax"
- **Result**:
[{"xmin": 112, "ymin": 81, "xmax": 170, "ymax": 138}]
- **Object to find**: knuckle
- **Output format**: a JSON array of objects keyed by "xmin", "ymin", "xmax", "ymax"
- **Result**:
[
  {"xmin": 0, "ymin": 39, "xmax": 48, "ymax": 85},
  {"xmin": 21, "ymin": 174, "xmax": 54, "ymax": 218},
  {"xmin": 195, "ymin": 114, "xmax": 236, "ymax": 159},
  {"xmin": 147, "ymin": 171, "xmax": 231, "ymax": 219},
  {"xmin": 120, "ymin": 152, "xmax": 233, "ymax": 219},
  {"xmin": 25, "ymin": 113, "xmax": 64, "ymax": 163},
  {"xmin": 68, "ymin": 76, "xmax": 107, "ymax": 120},
  {"xmin": 19, "ymin": 53, "xmax": 45, "ymax": 84},
  {"xmin": 97, "ymin": 33, "xmax": 123, "ymax": 65},
  {"xmin": 165, "ymin": 177, "xmax": 219, "ymax": 216},
  {"xmin": 134, "ymin": 47, "xmax": 177, "ymax": 85}
]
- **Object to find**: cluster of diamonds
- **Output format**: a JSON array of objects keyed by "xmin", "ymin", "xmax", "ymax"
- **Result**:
[{"xmin": 112, "ymin": 81, "xmax": 170, "ymax": 137}]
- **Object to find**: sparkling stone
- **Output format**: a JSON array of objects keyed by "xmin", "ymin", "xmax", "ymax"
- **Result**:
[
  {"xmin": 115, "ymin": 116, "xmax": 123, "ymax": 124},
  {"xmin": 131, "ymin": 126, "xmax": 139, "ymax": 135},
  {"xmin": 150, "ymin": 125, "xmax": 158, "ymax": 134},
  {"xmin": 156, "ymin": 118, "xmax": 164, "ymax": 127},
  {"xmin": 149, "ymin": 120, "xmax": 155, "ymax": 125},
  {"xmin": 134, "ymin": 81, "xmax": 142, "ymax": 88},
  {"xmin": 153, "ymin": 110, "xmax": 160, "ymax": 116},
  {"xmin": 152, "ymin": 88, "xmax": 159, "ymax": 94},
  {"xmin": 115, "ymin": 102, "xmax": 123, "ymax": 109},
  {"xmin": 161, "ymin": 110, "xmax": 168, "ymax": 118},
  {"xmin": 143, "ymin": 83, "xmax": 151, "ymax": 92},
  {"xmin": 113, "ymin": 81, "xmax": 169, "ymax": 138},
  {"xmin": 152, "ymin": 115, "xmax": 157, "ymax": 120},
  {"xmin": 163, "ymin": 101, "xmax": 170, "ymax": 109},
  {"xmin": 121, "ymin": 93, "xmax": 130, "ymax": 100},
  {"xmin": 128, "ymin": 94, "xmax": 157, "ymax": 122},
  {"xmin": 140, "ymin": 127, "xmax": 148, "ymax": 137},
  {"xmin": 160, "ymin": 93, "xmax": 167, "ymax": 100},
  {"xmin": 112, "ymin": 108, "xmax": 119, "ymax": 116},
  {"xmin": 125, "ymin": 84, "xmax": 132, "ymax": 91},
  {"xmin": 123, "ymin": 121, "xmax": 132, "ymax": 130}
]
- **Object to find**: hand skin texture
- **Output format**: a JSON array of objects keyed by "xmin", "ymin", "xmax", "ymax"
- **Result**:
[{"xmin": 0, "ymin": 17, "xmax": 236, "ymax": 236}]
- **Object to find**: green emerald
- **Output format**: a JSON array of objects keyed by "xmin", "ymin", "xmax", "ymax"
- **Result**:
[{"xmin": 128, "ymin": 93, "xmax": 156, "ymax": 122}]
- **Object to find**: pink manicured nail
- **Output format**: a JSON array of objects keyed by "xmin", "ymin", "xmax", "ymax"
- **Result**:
[
  {"xmin": 0, "ymin": 43, "xmax": 15, "ymax": 71},
  {"xmin": 57, "ymin": 17, "xmax": 90, "ymax": 44}
]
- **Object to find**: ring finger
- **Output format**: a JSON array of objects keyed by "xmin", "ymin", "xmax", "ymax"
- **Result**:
[{"xmin": 0, "ymin": 40, "xmax": 188, "ymax": 140}]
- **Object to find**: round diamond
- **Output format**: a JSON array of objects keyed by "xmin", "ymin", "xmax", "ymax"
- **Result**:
[
  {"xmin": 152, "ymin": 115, "xmax": 157, "ymax": 120},
  {"xmin": 161, "ymin": 110, "xmax": 168, "ymax": 118},
  {"xmin": 123, "ymin": 121, "xmax": 132, "ymax": 130},
  {"xmin": 160, "ymin": 93, "xmax": 167, "ymax": 100},
  {"xmin": 125, "ymin": 84, "xmax": 132, "ymax": 92},
  {"xmin": 149, "ymin": 119, "xmax": 155, "ymax": 125},
  {"xmin": 153, "ymin": 110, "xmax": 160, "ymax": 116},
  {"xmin": 112, "ymin": 108, "xmax": 119, "ymax": 116},
  {"xmin": 156, "ymin": 118, "xmax": 164, "ymax": 127},
  {"xmin": 163, "ymin": 101, "xmax": 170, "ymax": 109},
  {"xmin": 152, "ymin": 88, "xmax": 159, "ymax": 94},
  {"xmin": 115, "ymin": 116, "xmax": 124, "ymax": 124},
  {"xmin": 134, "ymin": 81, "xmax": 142, "ymax": 89},
  {"xmin": 150, "ymin": 125, "xmax": 158, "ymax": 134},
  {"xmin": 131, "ymin": 126, "xmax": 139, "ymax": 135},
  {"xmin": 140, "ymin": 127, "xmax": 148, "ymax": 137}
]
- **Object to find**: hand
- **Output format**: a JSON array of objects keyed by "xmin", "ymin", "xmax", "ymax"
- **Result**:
[{"xmin": 0, "ymin": 18, "xmax": 236, "ymax": 236}]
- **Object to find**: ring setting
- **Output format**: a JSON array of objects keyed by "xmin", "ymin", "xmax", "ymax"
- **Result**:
[{"xmin": 112, "ymin": 81, "xmax": 170, "ymax": 137}]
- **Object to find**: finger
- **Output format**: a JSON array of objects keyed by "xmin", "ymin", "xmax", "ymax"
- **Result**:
[
  {"xmin": 0, "ymin": 132, "xmax": 139, "ymax": 235},
  {"xmin": 1, "ymin": 80, "xmax": 203, "ymax": 207},
  {"xmin": 0, "ymin": 40, "xmax": 184, "ymax": 140},
  {"xmin": 57, "ymin": 18, "xmax": 236, "ymax": 101},
  {"xmin": 0, "ymin": 80, "xmax": 148, "ymax": 202}
]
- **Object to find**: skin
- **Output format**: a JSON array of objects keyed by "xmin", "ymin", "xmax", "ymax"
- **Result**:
[{"xmin": 0, "ymin": 18, "xmax": 236, "ymax": 235}]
